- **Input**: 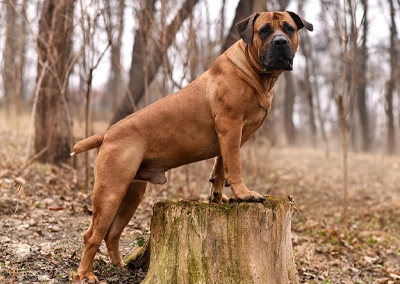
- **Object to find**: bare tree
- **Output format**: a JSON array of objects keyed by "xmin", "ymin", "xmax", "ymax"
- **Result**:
[
  {"xmin": 307, "ymin": 32, "xmax": 330, "ymax": 156},
  {"xmin": 276, "ymin": 0, "xmax": 298, "ymax": 146},
  {"xmin": 356, "ymin": 0, "xmax": 370, "ymax": 152},
  {"xmin": 75, "ymin": 0, "xmax": 112, "ymax": 188},
  {"xmin": 3, "ymin": 0, "xmax": 17, "ymax": 119},
  {"xmin": 2, "ymin": 0, "xmax": 27, "ymax": 131},
  {"xmin": 324, "ymin": 0, "xmax": 365, "ymax": 226},
  {"xmin": 34, "ymin": 0, "xmax": 75, "ymax": 165},
  {"xmin": 106, "ymin": 0, "xmax": 125, "ymax": 112},
  {"xmin": 297, "ymin": 0, "xmax": 321, "ymax": 149},
  {"xmin": 110, "ymin": 0, "xmax": 200, "ymax": 125},
  {"xmin": 386, "ymin": 0, "xmax": 398, "ymax": 155},
  {"xmin": 283, "ymin": 72, "xmax": 297, "ymax": 145},
  {"xmin": 298, "ymin": 31, "xmax": 318, "ymax": 148},
  {"xmin": 15, "ymin": 1, "xmax": 27, "ymax": 120}
]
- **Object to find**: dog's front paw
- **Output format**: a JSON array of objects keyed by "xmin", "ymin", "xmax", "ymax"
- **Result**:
[
  {"xmin": 210, "ymin": 192, "xmax": 229, "ymax": 204},
  {"xmin": 236, "ymin": 191, "xmax": 266, "ymax": 202},
  {"xmin": 72, "ymin": 272, "xmax": 99, "ymax": 284}
]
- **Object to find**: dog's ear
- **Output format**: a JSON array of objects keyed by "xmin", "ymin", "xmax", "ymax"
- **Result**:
[
  {"xmin": 287, "ymin": 11, "xmax": 313, "ymax": 31},
  {"xmin": 236, "ymin": 13, "xmax": 260, "ymax": 44}
]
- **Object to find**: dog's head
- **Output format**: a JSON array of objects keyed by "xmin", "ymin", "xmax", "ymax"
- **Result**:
[{"xmin": 236, "ymin": 11, "xmax": 313, "ymax": 72}]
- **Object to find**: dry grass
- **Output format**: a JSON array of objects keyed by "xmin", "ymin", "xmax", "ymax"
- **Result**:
[{"xmin": 1, "ymin": 109, "xmax": 400, "ymax": 283}]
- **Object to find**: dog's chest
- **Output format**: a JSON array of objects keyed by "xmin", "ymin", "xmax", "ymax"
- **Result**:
[{"xmin": 242, "ymin": 108, "xmax": 268, "ymax": 137}]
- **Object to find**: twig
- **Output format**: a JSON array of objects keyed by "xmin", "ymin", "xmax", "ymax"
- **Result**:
[
  {"xmin": 24, "ymin": 61, "xmax": 48, "ymax": 163},
  {"xmin": 338, "ymin": 0, "xmax": 349, "ymax": 230},
  {"xmin": 23, "ymin": 146, "xmax": 48, "ymax": 169},
  {"xmin": 82, "ymin": 6, "xmax": 112, "ymax": 189}
]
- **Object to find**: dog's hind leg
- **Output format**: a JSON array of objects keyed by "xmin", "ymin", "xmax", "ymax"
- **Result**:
[
  {"xmin": 76, "ymin": 147, "xmax": 142, "ymax": 283},
  {"xmin": 209, "ymin": 156, "xmax": 229, "ymax": 204},
  {"xmin": 104, "ymin": 180, "xmax": 147, "ymax": 266}
]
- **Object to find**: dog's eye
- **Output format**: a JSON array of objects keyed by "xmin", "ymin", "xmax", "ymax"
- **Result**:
[
  {"xmin": 286, "ymin": 26, "xmax": 295, "ymax": 35},
  {"xmin": 258, "ymin": 25, "xmax": 271, "ymax": 37}
]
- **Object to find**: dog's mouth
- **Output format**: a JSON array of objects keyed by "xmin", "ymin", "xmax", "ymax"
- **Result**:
[
  {"xmin": 261, "ymin": 43, "xmax": 294, "ymax": 72},
  {"xmin": 262, "ymin": 57, "xmax": 293, "ymax": 72}
]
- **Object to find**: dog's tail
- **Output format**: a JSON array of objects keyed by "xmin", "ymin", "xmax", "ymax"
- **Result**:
[{"xmin": 70, "ymin": 132, "xmax": 106, "ymax": 156}]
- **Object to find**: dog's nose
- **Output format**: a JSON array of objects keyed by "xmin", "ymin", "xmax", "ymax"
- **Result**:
[{"xmin": 273, "ymin": 35, "xmax": 288, "ymax": 48}]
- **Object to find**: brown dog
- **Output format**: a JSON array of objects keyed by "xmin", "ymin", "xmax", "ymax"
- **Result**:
[{"xmin": 71, "ymin": 11, "xmax": 313, "ymax": 283}]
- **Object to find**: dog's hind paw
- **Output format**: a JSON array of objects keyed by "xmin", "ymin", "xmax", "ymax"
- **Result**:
[
  {"xmin": 71, "ymin": 272, "xmax": 99, "ymax": 284},
  {"xmin": 112, "ymin": 260, "xmax": 126, "ymax": 268}
]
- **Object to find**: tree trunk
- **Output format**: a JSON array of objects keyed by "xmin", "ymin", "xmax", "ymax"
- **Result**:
[
  {"xmin": 301, "ymin": 47, "xmax": 317, "ymax": 148},
  {"xmin": 14, "ymin": 0, "xmax": 27, "ymax": 129},
  {"xmin": 279, "ymin": 0, "xmax": 295, "ymax": 146},
  {"xmin": 4, "ymin": 0, "xmax": 17, "ymax": 119},
  {"xmin": 296, "ymin": 0, "xmax": 317, "ymax": 149},
  {"xmin": 110, "ymin": 0, "xmax": 199, "ymax": 125},
  {"xmin": 106, "ymin": 0, "xmax": 125, "ymax": 112},
  {"xmin": 125, "ymin": 196, "xmax": 299, "ymax": 284},
  {"xmin": 356, "ymin": 0, "xmax": 371, "ymax": 152},
  {"xmin": 34, "ymin": 0, "xmax": 74, "ymax": 165},
  {"xmin": 302, "ymin": 29, "xmax": 330, "ymax": 156},
  {"xmin": 346, "ymin": 0, "xmax": 357, "ymax": 151},
  {"xmin": 386, "ymin": 0, "xmax": 397, "ymax": 155},
  {"xmin": 283, "ymin": 72, "xmax": 296, "ymax": 145}
]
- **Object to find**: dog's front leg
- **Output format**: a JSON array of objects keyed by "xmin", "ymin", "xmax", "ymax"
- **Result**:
[
  {"xmin": 215, "ymin": 114, "xmax": 265, "ymax": 202},
  {"xmin": 209, "ymin": 156, "xmax": 229, "ymax": 204}
]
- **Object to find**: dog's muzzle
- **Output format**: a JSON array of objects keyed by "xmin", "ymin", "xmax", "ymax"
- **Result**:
[{"xmin": 261, "ymin": 35, "xmax": 294, "ymax": 72}]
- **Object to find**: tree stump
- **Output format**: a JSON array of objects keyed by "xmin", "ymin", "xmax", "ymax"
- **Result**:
[{"xmin": 125, "ymin": 195, "xmax": 299, "ymax": 284}]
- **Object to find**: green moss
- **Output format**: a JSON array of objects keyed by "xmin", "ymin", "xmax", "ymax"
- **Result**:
[
  {"xmin": 262, "ymin": 195, "xmax": 286, "ymax": 210},
  {"xmin": 272, "ymin": 211, "xmax": 277, "ymax": 222},
  {"xmin": 239, "ymin": 202, "xmax": 251, "ymax": 212},
  {"xmin": 156, "ymin": 196, "xmax": 287, "ymax": 222},
  {"xmin": 187, "ymin": 251, "xmax": 203, "ymax": 283}
]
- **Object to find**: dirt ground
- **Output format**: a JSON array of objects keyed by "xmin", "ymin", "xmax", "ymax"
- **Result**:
[{"xmin": 1, "ymin": 118, "xmax": 400, "ymax": 283}]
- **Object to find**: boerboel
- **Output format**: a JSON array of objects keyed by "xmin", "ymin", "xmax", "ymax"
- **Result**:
[{"xmin": 71, "ymin": 11, "xmax": 313, "ymax": 283}]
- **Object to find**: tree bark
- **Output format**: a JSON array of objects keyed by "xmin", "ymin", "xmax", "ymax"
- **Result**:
[
  {"xmin": 125, "ymin": 196, "xmax": 299, "ymax": 284},
  {"xmin": 34, "ymin": 0, "xmax": 74, "ymax": 165}
]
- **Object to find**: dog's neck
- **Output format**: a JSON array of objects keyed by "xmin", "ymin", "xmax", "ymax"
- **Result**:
[
  {"xmin": 225, "ymin": 41, "xmax": 283, "ymax": 112},
  {"xmin": 244, "ymin": 44, "xmax": 267, "ymax": 74},
  {"xmin": 242, "ymin": 43, "xmax": 283, "ymax": 93},
  {"xmin": 245, "ymin": 44, "xmax": 282, "ymax": 75}
]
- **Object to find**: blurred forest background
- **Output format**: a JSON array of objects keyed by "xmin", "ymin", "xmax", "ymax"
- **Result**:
[
  {"xmin": 1, "ymin": 1, "xmax": 400, "ymax": 282},
  {"xmin": 0, "ymin": 0, "xmax": 399, "ymax": 166}
]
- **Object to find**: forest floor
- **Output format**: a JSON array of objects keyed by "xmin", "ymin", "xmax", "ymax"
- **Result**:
[{"xmin": 1, "ymin": 116, "xmax": 400, "ymax": 284}]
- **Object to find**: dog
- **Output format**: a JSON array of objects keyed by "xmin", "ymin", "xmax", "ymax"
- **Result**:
[{"xmin": 71, "ymin": 11, "xmax": 313, "ymax": 283}]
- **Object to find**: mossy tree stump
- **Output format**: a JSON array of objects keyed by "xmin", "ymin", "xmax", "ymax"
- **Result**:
[{"xmin": 125, "ymin": 195, "xmax": 299, "ymax": 284}]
